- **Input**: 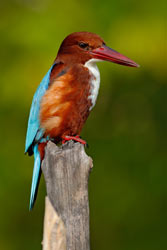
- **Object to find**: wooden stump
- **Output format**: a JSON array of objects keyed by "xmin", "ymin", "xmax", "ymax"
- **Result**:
[{"xmin": 42, "ymin": 141, "xmax": 93, "ymax": 250}]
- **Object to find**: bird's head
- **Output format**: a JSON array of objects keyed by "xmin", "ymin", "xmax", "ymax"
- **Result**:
[{"xmin": 57, "ymin": 31, "xmax": 139, "ymax": 67}]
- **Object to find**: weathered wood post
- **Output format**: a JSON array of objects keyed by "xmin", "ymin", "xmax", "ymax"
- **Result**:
[{"xmin": 41, "ymin": 141, "xmax": 93, "ymax": 250}]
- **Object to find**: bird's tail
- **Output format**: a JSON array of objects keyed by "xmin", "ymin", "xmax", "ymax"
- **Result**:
[{"xmin": 29, "ymin": 144, "xmax": 41, "ymax": 210}]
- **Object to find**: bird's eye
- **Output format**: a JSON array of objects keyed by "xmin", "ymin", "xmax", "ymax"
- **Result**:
[{"xmin": 78, "ymin": 42, "xmax": 89, "ymax": 49}]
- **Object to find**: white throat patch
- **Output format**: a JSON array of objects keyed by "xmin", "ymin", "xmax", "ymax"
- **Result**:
[{"xmin": 84, "ymin": 59, "xmax": 101, "ymax": 110}]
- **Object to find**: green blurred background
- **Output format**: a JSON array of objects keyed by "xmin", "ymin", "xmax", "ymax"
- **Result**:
[{"xmin": 0, "ymin": 0, "xmax": 166, "ymax": 249}]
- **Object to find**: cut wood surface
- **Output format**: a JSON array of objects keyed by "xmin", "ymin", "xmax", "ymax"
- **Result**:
[{"xmin": 42, "ymin": 141, "xmax": 93, "ymax": 250}]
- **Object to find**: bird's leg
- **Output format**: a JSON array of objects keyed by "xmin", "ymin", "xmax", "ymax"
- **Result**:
[{"xmin": 62, "ymin": 135, "xmax": 87, "ymax": 145}]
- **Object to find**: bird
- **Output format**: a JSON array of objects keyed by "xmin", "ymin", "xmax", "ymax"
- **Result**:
[{"xmin": 25, "ymin": 31, "xmax": 139, "ymax": 210}]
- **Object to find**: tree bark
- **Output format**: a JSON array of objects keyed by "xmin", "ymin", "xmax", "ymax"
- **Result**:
[{"xmin": 42, "ymin": 141, "xmax": 93, "ymax": 250}]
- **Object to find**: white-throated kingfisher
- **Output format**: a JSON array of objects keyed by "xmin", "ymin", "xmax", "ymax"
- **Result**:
[{"xmin": 25, "ymin": 32, "xmax": 139, "ymax": 210}]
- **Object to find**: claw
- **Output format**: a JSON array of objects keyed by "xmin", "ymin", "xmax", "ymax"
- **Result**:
[{"xmin": 62, "ymin": 135, "xmax": 87, "ymax": 146}]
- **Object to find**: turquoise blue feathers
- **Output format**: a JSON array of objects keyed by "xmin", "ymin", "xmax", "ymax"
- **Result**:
[{"xmin": 25, "ymin": 65, "xmax": 54, "ymax": 210}]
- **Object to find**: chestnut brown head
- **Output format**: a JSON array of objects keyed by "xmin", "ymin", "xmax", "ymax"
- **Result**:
[{"xmin": 57, "ymin": 31, "xmax": 139, "ymax": 67}]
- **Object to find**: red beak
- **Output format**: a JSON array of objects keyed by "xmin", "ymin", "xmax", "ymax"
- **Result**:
[{"xmin": 91, "ymin": 44, "xmax": 139, "ymax": 68}]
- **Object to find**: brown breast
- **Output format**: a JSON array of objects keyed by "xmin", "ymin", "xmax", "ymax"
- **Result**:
[{"xmin": 39, "ymin": 64, "xmax": 92, "ymax": 141}]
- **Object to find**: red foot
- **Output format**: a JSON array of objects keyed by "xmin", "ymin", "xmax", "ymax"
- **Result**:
[{"xmin": 62, "ymin": 135, "xmax": 87, "ymax": 145}]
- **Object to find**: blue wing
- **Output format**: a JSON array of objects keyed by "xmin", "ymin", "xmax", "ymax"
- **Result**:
[{"xmin": 25, "ymin": 65, "xmax": 54, "ymax": 154}]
